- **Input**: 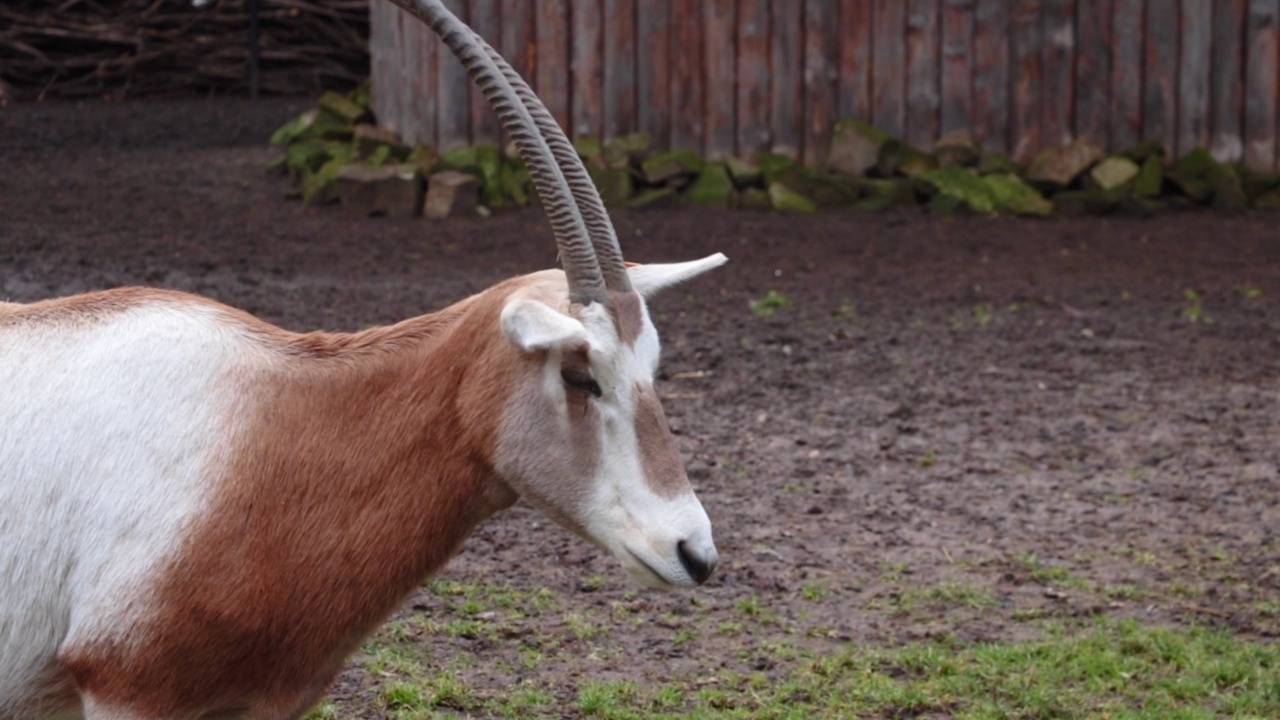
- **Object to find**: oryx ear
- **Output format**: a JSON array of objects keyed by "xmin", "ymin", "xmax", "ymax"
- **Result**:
[
  {"xmin": 627, "ymin": 253, "xmax": 728, "ymax": 299},
  {"xmin": 502, "ymin": 299, "xmax": 589, "ymax": 352}
]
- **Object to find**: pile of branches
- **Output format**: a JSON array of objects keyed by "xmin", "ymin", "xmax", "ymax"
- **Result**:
[{"xmin": 0, "ymin": 0, "xmax": 368, "ymax": 101}]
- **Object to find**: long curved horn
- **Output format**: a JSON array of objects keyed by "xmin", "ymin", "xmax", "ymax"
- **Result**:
[
  {"xmin": 387, "ymin": 0, "xmax": 606, "ymax": 304},
  {"xmin": 475, "ymin": 42, "xmax": 633, "ymax": 293}
]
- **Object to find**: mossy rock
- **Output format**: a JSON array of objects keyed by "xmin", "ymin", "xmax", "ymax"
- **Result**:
[
  {"xmin": 628, "ymin": 187, "xmax": 679, "ymax": 209},
  {"xmin": 977, "ymin": 152, "xmax": 1019, "ymax": 176},
  {"xmin": 1026, "ymin": 138, "xmax": 1105, "ymax": 187},
  {"xmin": 1241, "ymin": 171, "xmax": 1280, "ymax": 202},
  {"xmin": 1089, "ymin": 156, "xmax": 1141, "ymax": 192},
  {"xmin": 1209, "ymin": 164, "xmax": 1248, "ymax": 213},
  {"xmin": 684, "ymin": 164, "xmax": 734, "ymax": 207},
  {"xmin": 737, "ymin": 187, "xmax": 773, "ymax": 210},
  {"xmin": 983, "ymin": 173, "xmax": 1053, "ymax": 217},
  {"xmin": 641, "ymin": 150, "xmax": 703, "ymax": 185},
  {"xmin": 603, "ymin": 133, "xmax": 651, "ymax": 169},
  {"xmin": 926, "ymin": 193, "xmax": 969, "ymax": 215},
  {"xmin": 918, "ymin": 166, "xmax": 996, "ymax": 214},
  {"xmin": 853, "ymin": 196, "xmax": 896, "ymax": 213},
  {"xmin": 768, "ymin": 182, "xmax": 817, "ymax": 213},
  {"xmin": 934, "ymin": 128, "xmax": 980, "ymax": 168},
  {"xmin": 849, "ymin": 177, "xmax": 917, "ymax": 206},
  {"xmin": 500, "ymin": 161, "xmax": 533, "ymax": 206},
  {"xmin": 771, "ymin": 166, "xmax": 862, "ymax": 206},
  {"xmin": 725, "ymin": 156, "xmax": 763, "ymax": 188},
  {"xmin": 574, "ymin": 137, "xmax": 606, "ymax": 170},
  {"xmin": 828, "ymin": 118, "xmax": 892, "ymax": 176},
  {"xmin": 1166, "ymin": 148, "xmax": 1217, "ymax": 188},
  {"xmin": 1133, "ymin": 155, "xmax": 1164, "ymax": 197},
  {"xmin": 590, "ymin": 167, "xmax": 635, "ymax": 208},
  {"xmin": 758, "ymin": 152, "xmax": 800, "ymax": 185},
  {"xmin": 317, "ymin": 90, "xmax": 369, "ymax": 125}
]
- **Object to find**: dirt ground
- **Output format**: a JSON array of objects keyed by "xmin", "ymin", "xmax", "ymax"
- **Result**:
[{"xmin": 3, "ymin": 98, "xmax": 1278, "ymax": 715}]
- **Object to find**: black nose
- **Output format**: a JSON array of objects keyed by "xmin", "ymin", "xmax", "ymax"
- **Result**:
[{"xmin": 677, "ymin": 540, "xmax": 716, "ymax": 584}]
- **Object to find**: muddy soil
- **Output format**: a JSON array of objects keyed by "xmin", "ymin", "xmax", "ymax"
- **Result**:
[{"xmin": 3, "ymin": 98, "xmax": 1278, "ymax": 715}]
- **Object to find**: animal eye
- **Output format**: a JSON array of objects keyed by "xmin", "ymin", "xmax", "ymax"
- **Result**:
[{"xmin": 561, "ymin": 369, "xmax": 602, "ymax": 398}]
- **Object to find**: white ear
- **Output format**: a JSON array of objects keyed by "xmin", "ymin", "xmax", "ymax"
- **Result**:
[
  {"xmin": 501, "ymin": 299, "xmax": 589, "ymax": 352},
  {"xmin": 627, "ymin": 253, "xmax": 728, "ymax": 299}
]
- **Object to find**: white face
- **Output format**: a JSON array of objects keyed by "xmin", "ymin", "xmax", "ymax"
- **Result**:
[{"xmin": 492, "ymin": 257, "xmax": 726, "ymax": 588}]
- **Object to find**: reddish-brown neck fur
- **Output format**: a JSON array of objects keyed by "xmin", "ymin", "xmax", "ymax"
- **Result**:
[{"xmin": 64, "ymin": 286, "xmax": 526, "ymax": 718}]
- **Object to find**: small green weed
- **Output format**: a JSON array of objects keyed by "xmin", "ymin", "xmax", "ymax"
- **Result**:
[
  {"xmin": 1238, "ymin": 283, "xmax": 1264, "ymax": 299},
  {"xmin": 749, "ymin": 290, "xmax": 790, "ymax": 317},
  {"xmin": 1181, "ymin": 288, "xmax": 1209, "ymax": 323}
]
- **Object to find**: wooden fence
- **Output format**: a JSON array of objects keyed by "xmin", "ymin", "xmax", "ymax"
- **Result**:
[{"xmin": 370, "ymin": 0, "xmax": 1280, "ymax": 172}]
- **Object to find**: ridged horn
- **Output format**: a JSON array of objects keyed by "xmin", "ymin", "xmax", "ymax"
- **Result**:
[
  {"xmin": 475, "ymin": 41, "xmax": 633, "ymax": 293},
  {"xmin": 386, "ymin": 0, "xmax": 606, "ymax": 304}
]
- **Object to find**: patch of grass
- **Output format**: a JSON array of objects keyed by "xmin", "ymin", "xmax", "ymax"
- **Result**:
[
  {"xmin": 578, "ymin": 680, "xmax": 639, "ymax": 718},
  {"xmin": 972, "ymin": 302, "xmax": 995, "ymax": 326},
  {"xmin": 1013, "ymin": 552, "xmax": 1093, "ymax": 590},
  {"xmin": 1181, "ymin": 288, "xmax": 1210, "ymax": 323},
  {"xmin": 894, "ymin": 582, "xmax": 998, "ymax": 615},
  {"xmin": 800, "ymin": 581, "xmax": 830, "ymax": 602},
  {"xmin": 749, "ymin": 290, "xmax": 790, "ymax": 317},
  {"xmin": 1237, "ymin": 283, "xmax": 1264, "ymax": 299}
]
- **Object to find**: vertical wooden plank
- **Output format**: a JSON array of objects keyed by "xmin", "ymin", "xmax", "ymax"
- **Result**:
[
  {"xmin": 394, "ymin": 7, "xmax": 414, "ymax": 144},
  {"xmin": 537, "ymin": 0, "xmax": 572, "ymax": 135},
  {"xmin": 402, "ymin": 8, "xmax": 437, "ymax": 147},
  {"xmin": 906, "ymin": 0, "xmax": 942, "ymax": 148},
  {"xmin": 670, "ymin": 0, "xmax": 704, "ymax": 152},
  {"xmin": 737, "ymin": 0, "xmax": 771, "ymax": 159},
  {"xmin": 972, "ymin": 0, "xmax": 1009, "ymax": 152},
  {"xmin": 804, "ymin": 0, "xmax": 839, "ymax": 166},
  {"xmin": 501, "ymin": 0, "xmax": 535, "ymax": 80},
  {"xmin": 940, "ymin": 0, "xmax": 974, "ymax": 135},
  {"xmin": 1210, "ymin": 0, "xmax": 1245, "ymax": 161},
  {"xmin": 370, "ymin": 0, "xmax": 390, "ymax": 130},
  {"xmin": 637, "ymin": 0, "xmax": 672, "ymax": 149},
  {"xmin": 1009, "ymin": 0, "xmax": 1042, "ymax": 162},
  {"xmin": 466, "ymin": 0, "xmax": 501, "ymax": 146},
  {"xmin": 385, "ymin": 3, "xmax": 406, "ymax": 140},
  {"xmin": 704, "ymin": 0, "xmax": 737, "ymax": 159},
  {"xmin": 872, "ymin": 0, "xmax": 907, "ymax": 137},
  {"xmin": 770, "ymin": 0, "xmax": 803, "ymax": 155},
  {"xmin": 603, "ymin": 0, "xmax": 637, "ymax": 140},
  {"xmin": 837, "ymin": 0, "xmax": 874, "ymax": 122},
  {"xmin": 1143, "ymin": 0, "xmax": 1178, "ymax": 154},
  {"xmin": 1178, "ymin": 0, "xmax": 1212, "ymax": 156},
  {"xmin": 1244, "ymin": 0, "xmax": 1279, "ymax": 171},
  {"xmin": 1109, "ymin": 0, "xmax": 1143, "ymax": 150},
  {"xmin": 1042, "ymin": 0, "xmax": 1075, "ymax": 147},
  {"xmin": 436, "ymin": 0, "xmax": 470, "ymax": 151},
  {"xmin": 1074, "ymin": 0, "xmax": 1111, "ymax": 143},
  {"xmin": 571, "ymin": 0, "xmax": 604, "ymax": 139}
]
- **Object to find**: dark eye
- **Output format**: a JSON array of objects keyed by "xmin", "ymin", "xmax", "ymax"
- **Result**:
[{"xmin": 561, "ymin": 369, "xmax": 602, "ymax": 398}]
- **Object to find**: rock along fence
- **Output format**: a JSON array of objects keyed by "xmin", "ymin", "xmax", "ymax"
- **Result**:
[{"xmin": 370, "ymin": 0, "xmax": 1280, "ymax": 173}]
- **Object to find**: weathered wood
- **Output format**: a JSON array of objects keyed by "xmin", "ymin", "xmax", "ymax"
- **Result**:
[
  {"xmin": 906, "ymin": 0, "xmax": 941, "ymax": 149},
  {"xmin": 940, "ymin": 0, "xmax": 974, "ymax": 135},
  {"xmin": 770, "ymin": 0, "xmax": 803, "ymax": 156},
  {"xmin": 403, "ymin": 6, "xmax": 436, "ymax": 148},
  {"xmin": 704, "ymin": 0, "xmax": 737, "ymax": 160},
  {"xmin": 571, "ymin": 0, "xmax": 603, "ymax": 139},
  {"xmin": 1210, "ymin": 0, "xmax": 1246, "ymax": 161},
  {"xmin": 872, "ymin": 0, "xmax": 907, "ymax": 138},
  {"xmin": 1178, "ymin": 0, "xmax": 1212, "ymax": 156},
  {"xmin": 1244, "ymin": 0, "xmax": 1279, "ymax": 171},
  {"xmin": 535, "ymin": 0, "xmax": 571, "ymax": 134},
  {"xmin": 436, "ymin": 0, "xmax": 470, "ymax": 152},
  {"xmin": 393, "ymin": 4, "xmax": 413, "ymax": 145},
  {"xmin": 1110, "ymin": 0, "xmax": 1144, "ymax": 149},
  {"xmin": 500, "ymin": 0, "xmax": 534, "ymax": 80},
  {"xmin": 671, "ymin": 0, "xmax": 705, "ymax": 152},
  {"xmin": 973, "ymin": 0, "xmax": 1009, "ymax": 152},
  {"xmin": 1074, "ymin": 0, "xmax": 1111, "ymax": 144},
  {"xmin": 1143, "ymin": 0, "xmax": 1178, "ymax": 155},
  {"xmin": 1009, "ymin": 0, "xmax": 1042, "ymax": 162},
  {"xmin": 803, "ymin": 0, "xmax": 839, "ymax": 166},
  {"xmin": 835, "ymin": 0, "xmax": 873, "ymax": 124},
  {"xmin": 369, "ymin": 0, "xmax": 390, "ymax": 135},
  {"xmin": 1041, "ymin": 0, "xmax": 1075, "ymax": 147},
  {"xmin": 603, "ymin": 0, "xmax": 637, "ymax": 140},
  {"xmin": 737, "ymin": 0, "xmax": 771, "ymax": 159},
  {"xmin": 636, "ymin": 0, "xmax": 671, "ymax": 148}
]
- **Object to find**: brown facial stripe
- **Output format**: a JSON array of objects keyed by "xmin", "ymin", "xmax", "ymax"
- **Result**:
[
  {"xmin": 606, "ymin": 291, "xmax": 645, "ymax": 347},
  {"xmin": 632, "ymin": 383, "xmax": 689, "ymax": 499}
]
